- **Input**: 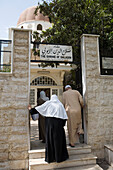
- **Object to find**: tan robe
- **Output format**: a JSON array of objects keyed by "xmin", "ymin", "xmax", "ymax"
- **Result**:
[{"xmin": 63, "ymin": 89, "xmax": 83, "ymax": 144}]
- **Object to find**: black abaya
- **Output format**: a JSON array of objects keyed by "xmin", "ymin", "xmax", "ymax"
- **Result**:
[
  {"xmin": 45, "ymin": 117, "xmax": 69, "ymax": 163},
  {"xmin": 38, "ymin": 98, "xmax": 46, "ymax": 142}
]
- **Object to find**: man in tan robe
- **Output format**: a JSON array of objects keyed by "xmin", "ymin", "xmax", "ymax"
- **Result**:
[{"xmin": 62, "ymin": 85, "xmax": 84, "ymax": 147}]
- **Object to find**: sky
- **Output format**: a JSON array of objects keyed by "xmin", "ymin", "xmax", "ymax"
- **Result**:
[{"xmin": 0, "ymin": 0, "xmax": 42, "ymax": 39}]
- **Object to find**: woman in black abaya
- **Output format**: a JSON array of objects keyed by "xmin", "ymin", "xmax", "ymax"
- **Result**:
[
  {"xmin": 35, "ymin": 94, "xmax": 69, "ymax": 163},
  {"xmin": 38, "ymin": 91, "xmax": 49, "ymax": 143}
]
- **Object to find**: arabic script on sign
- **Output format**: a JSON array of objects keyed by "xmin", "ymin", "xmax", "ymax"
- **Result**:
[{"xmin": 39, "ymin": 44, "xmax": 73, "ymax": 62}]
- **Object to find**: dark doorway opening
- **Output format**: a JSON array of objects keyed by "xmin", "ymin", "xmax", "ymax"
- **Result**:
[{"xmin": 37, "ymin": 88, "xmax": 50, "ymax": 100}]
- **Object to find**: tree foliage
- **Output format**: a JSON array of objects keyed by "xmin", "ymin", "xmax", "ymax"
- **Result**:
[{"xmin": 34, "ymin": 0, "xmax": 113, "ymax": 64}]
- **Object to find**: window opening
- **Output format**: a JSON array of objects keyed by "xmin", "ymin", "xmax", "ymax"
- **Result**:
[
  {"xmin": 0, "ymin": 40, "xmax": 12, "ymax": 73},
  {"xmin": 52, "ymin": 89, "xmax": 58, "ymax": 96},
  {"xmin": 37, "ymin": 24, "xmax": 42, "ymax": 30},
  {"xmin": 30, "ymin": 76, "xmax": 57, "ymax": 86}
]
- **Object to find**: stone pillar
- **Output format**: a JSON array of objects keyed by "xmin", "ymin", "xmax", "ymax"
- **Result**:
[
  {"xmin": 0, "ymin": 28, "xmax": 31, "ymax": 169},
  {"xmin": 81, "ymin": 34, "xmax": 113, "ymax": 158}
]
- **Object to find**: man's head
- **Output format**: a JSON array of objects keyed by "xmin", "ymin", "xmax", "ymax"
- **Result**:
[{"xmin": 65, "ymin": 85, "xmax": 72, "ymax": 91}]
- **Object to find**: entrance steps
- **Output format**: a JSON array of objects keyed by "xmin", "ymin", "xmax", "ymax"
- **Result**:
[{"xmin": 29, "ymin": 144, "xmax": 102, "ymax": 170}]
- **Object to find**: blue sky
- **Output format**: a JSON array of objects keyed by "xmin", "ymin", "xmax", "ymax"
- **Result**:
[{"xmin": 0, "ymin": 0, "xmax": 42, "ymax": 39}]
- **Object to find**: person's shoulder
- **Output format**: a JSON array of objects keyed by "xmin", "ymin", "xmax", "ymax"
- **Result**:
[
  {"xmin": 63, "ymin": 89, "xmax": 72, "ymax": 94},
  {"xmin": 46, "ymin": 100, "xmax": 50, "ymax": 103},
  {"xmin": 46, "ymin": 97, "xmax": 49, "ymax": 101},
  {"xmin": 73, "ymin": 90, "xmax": 78, "ymax": 92},
  {"xmin": 73, "ymin": 90, "xmax": 80, "ymax": 94},
  {"xmin": 63, "ymin": 91, "xmax": 67, "ymax": 95},
  {"xmin": 70, "ymin": 89, "xmax": 75, "ymax": 93},
  {"xmin": 38, "ymin": 98, "xmax": 45, "ymax": 105}
]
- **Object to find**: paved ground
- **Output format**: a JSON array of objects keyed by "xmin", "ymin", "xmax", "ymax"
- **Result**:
[
  {"xmin": 30, "ymin": 119, "xmax": 69, "ymax": 150},
  {"xmin": 30, "ymin": 120, "xmax": 112, "ymax": 170},
  {"xmin": 97, "ymin": 159, "xmax": 112, "ymax": 170}
]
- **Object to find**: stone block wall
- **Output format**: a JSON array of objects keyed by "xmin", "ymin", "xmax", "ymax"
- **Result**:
[
  {"xmin": 0, "ymin": 29, "xmax": 31, "ymax": 169},
  {"xmin": 81, "ymin": 34, "xmax": 113, "ymax": 158}
]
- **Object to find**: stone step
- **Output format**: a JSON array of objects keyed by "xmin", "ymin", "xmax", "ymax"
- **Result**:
[
  {"xmin": 29, "ymin": 144, "xmax": 92, "ymax": 159},
  {"xmin": 29, "ymin": 153, "xmax": 97, "ymax": 170},
  {"xmin": 55, "ymin": 164, "xmax": 103, "ymax": 170}
]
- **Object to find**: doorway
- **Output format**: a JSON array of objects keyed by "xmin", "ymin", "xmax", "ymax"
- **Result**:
[
  {"xmin": 30, "ymin": 87, "xmax": 60, "ymax": 150},
  {"xmin": 37, "ymin": 88, "xmax": 50, "ymax": 100}
]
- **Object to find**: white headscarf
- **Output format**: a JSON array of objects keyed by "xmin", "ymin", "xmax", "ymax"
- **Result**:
[
  {"xmin": 39, "ymin": 91, "xmax": 49, "ymax": 101},
  {"xmin": 35, "ymin": 94, "xmax": 68, "ymax": 120}
]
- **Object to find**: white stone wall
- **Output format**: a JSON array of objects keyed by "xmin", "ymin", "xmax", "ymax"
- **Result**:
[
  {"xmin": 0, "ymin": 29, "xmax": 31, "ymax": 169},
  {"xmin": 81, "ymin": 34, "xmax": 113, "ymax": 158},
  {"xmin": 17, "ymin": 20, "xmax": 52, "ymax": 32}
]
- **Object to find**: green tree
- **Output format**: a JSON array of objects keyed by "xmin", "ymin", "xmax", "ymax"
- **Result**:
[{"xmin": 34, "ymin": 0, "xmax": 113, "ymax": 64}]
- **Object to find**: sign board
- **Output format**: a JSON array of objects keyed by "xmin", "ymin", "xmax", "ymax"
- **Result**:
[
  {"xmin": 101, "ymin": 56, "xmax": 113, "ymax": 75},
  {"xmin": 102, "ymin": 57, "xmax": 113, "ymax": 69},
  {"xmin": 39, "ymin": 44, "xmax": 73, "ymax": 62}
]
